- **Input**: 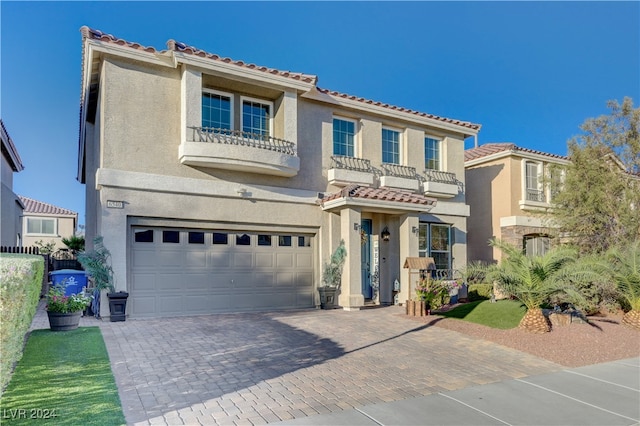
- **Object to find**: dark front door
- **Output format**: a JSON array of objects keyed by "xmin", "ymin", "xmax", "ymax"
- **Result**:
[{"xmin": 361, "ymin": 219, "xmax": 372, "ymax": 299}]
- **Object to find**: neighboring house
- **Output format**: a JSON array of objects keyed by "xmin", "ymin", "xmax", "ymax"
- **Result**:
[
  {"xmin": 1, "ymin": 119, "xmax": 25, "ymax": 247},
  {"xmin": 465, "ymin": 143, "xmax": 569, "ymax": 263},
  {"xmin": 19, "ymin": 196, "xmax": 78, "ymax": 250},
  {"xmin": 77, "ymin": 27, "xmax": 481, "ymax": 318}
]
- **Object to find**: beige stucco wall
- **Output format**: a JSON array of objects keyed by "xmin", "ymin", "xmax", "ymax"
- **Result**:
[{"xmin": 22, "ymin": 213, "xmax": 77, "ymax": 250}]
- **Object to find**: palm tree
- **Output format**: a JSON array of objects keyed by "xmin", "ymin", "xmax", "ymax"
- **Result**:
[
  {"xmin": 486, "ymin": 239, "xmax": 583, "ymax": 333},
  {"xmin": 603, "ymin": 241, "xmax": 640, "ymax": 330}
]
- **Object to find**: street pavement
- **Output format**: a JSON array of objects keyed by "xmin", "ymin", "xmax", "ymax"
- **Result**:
[{"xmin": 30, "ymin": 303, "xmax": 640, "ymax": 425}]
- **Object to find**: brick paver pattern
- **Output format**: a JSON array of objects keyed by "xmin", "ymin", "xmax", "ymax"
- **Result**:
[{"xmin": 31, "ymin": 304, "xmax": 561, "ymax": 425}]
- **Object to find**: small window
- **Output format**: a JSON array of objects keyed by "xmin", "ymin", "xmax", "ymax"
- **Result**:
[
  {"xmin": 162, "ymin": 231, "xmax": 180, "ymax": 243},
  {"xmin": 382, "ymin": 128, "xmax": 401, "ymax": 164},
  {"xmin": 236, "ymin": 234, "xmax": 251, "ymax": 246},
  {"xmin": 298, "ymin": 236, "xmax": 311, "ymax": 247},
  {"xmin": 258, "ymin": 235, "xmax": 272, "ymax": 246},
  {"xmin": 188, "ymin": 232, "xmax": 205, "ymax": 244},
  {"xmin": 212, "ymin": 233, "xmax": 228, "ymax": 245},
  {"xmin": 425, "ymin": 137, "xmax": 440, "ymax": 171},
  {"xmin": 241, "ymin": 97, "xmax": 271, "ymax": 137},
  {"xmin": 26, "ymin": 218, "xmax": 56, "ymax": 235},
  {"xmin": 333, "ymin": 118, "xmax": 356, "ymax": 157},
  {"xmin": 278, "ymin": 236, "xmax": 292, "ymax": 247},
  {"xmin": 134, "ymin": 229, "xmax": 154, "ymax": 243},
  {"xmin": 202, "ymin": 90, "xmax": 233, "ymax": 130}
]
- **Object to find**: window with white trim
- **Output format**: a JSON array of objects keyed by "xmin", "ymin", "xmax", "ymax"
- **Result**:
[
  {"xmin": 425, "ymin": 137, "xmax": 440, "ymax": 170},
  {"xmin": 241, "ymin": 97, "xmax": 272, "ymax": 138},
  {"xmin": 26, "ymin": 218, "xmax": 56, "ymax": 235},
  {"xmin": 382, "ymin": 128, "xmax": 401, "ymax": 164},
  {"xmin": 524, "ymin": 234, "xmax": 550, "ymax": 257},
  {"xmin": 525, "ymin": 161, "xmax": 544, "ymax": 202},
  {"xmin": 418, "ymin": 223, "xmax": 451, "ymax": 270},
  {"xmin": 333, "ymin": 117, "xmax": 356, "ymax": 157},
  {"xmin": 202, "ymin": 89, "xmax": 233, "ymax": 130}
]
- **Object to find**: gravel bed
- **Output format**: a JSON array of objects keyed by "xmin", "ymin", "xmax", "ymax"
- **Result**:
[{"xmin": 402, "ymin": 310, "xmax": 640, "ymax": 367}]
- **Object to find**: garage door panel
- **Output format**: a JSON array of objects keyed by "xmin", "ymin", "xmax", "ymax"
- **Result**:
[
  {"xmin": 157, "ymin": 250, "xmax": 184, "ymax": 267},
  {"xmin": 210, "ymin": 252, "xmax": 232, "ymax": 268},
  {"xmin": 185, "ymin": 251, "xmax": 207, "ymax": 267},
  {"xmin": 133, "ymin": 250, "xmax": 157, "ymax": 268},
  {"xmin": 296, "ymin": 253, "xmax": 313, "ymax": 268},
  {"xmin": 131, "ymin": 226, "xmax": 314, "ymax": 318},
  {"xmin": 233, "ymin": 252, "xmax": 253, "ymax": 268},
  {"xmin": 255, "ymin": 253, "xmax": 274, "ymax": 267},
  {"xmin": 276, "ymin": 253, "xmax": 294, "ymax": 267}
]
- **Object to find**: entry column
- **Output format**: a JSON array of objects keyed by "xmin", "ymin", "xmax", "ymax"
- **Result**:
[
  {"xmin": 339, "ymin": 207, "xmax": 364, "ymax": 310},
  {"xmin": 399, "ymin": 213, "xmax": 420, "ymax": 303}
]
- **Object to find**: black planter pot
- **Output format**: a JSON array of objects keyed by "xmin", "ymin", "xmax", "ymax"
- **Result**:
[
  {"xmin": 107, "ymin": 291, "xmax": 129, "ymax": 322},
  {"xmin": 318, "ymin": 287, "xmax": 338, "ymax": 309}
]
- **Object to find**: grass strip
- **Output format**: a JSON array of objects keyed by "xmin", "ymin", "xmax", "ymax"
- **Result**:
[
  {"xmin": 439, "ymin": 299, "xmax": 526, "ymax": 329},
  {"xmin": 0, "ymin": 327, "xmax": 125, "ymax": 425}
]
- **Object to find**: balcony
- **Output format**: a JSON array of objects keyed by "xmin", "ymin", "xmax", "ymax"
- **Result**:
[
  {"xmin": 179, "ymin": 127, "xmax": 300, "ymax": 177},
  {"xmin": 519, "ymin": 188, "xmax": 549, "ymax": 211},
  {"xmin": 422, "ymin": 170, "xmax": 459, "ymax": 198},
  {"xmin": 328, "ymin": 155, "xmax": 375, "ymax": 187},
  {"xmin": 379, "ymin": 163, "xmax": 420, "ymax": 192}
]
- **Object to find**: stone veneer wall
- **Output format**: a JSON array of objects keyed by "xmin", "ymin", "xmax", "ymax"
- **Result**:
[{"xmin": 500, "ymin": 225, "xmax": 555, "ymax": 249}]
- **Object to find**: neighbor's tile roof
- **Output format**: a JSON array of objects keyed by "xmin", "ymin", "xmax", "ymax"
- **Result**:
[
  {"xmin": 18, "ymin": 196, "xmax": 77, "ymax": 216},
  {"xmin": 80, "ymin": 26, "xmax": 479, "ymax": 131},
  {"xmin": 464, "ymin": 143, "xmax": 568, "ymax": 162},
  {"xmin": 320, "ymin": 185, "xmax": 436, "ymax": 207}
]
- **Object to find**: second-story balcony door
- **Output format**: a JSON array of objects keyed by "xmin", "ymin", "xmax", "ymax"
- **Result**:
[{"xmin": 361, "ymin": 219, "xmax": 373, "ymax": 299}]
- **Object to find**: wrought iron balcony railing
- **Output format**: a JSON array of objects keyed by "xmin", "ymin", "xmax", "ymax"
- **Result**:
[
  {"xmin": 381, "ymin": 163, "xmax": 417, "ymax": 178},
  {"xmin": 526, "ymin": 189, "xmax": 546, "ymax": 203},
  {"xmin": 189, "ymin": 127, "xmax": 297, "ymax": 156},
  {"xmin": 330, "ymin": 155, "xmax": 373, "ymax": 172},
  {"xmin": 423, "ymin": 170, "xmax": 458, "ymax": 184}
]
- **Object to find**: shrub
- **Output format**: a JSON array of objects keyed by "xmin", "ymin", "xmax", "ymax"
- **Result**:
[
  {"xmin": 468, "ymin": 283, "xmax": 493, "ymax": 301},
  {"xmin": 0, "ymin": 254, "xmax": 44, "ymax": 394}
]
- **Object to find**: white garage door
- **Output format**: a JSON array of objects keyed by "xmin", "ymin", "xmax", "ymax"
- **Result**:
[{"xmin": 130, "ymin": 227, "xmax": 315, "ymax": 318}]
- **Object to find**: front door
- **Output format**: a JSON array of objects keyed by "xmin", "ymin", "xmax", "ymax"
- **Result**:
[{"xmin": 361, "ymin": 219, "xmax": 372, "ymax": 299}]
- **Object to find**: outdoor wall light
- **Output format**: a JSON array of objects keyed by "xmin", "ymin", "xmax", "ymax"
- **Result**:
[
  {"xmin": 381, "ymin": 227, "xmax": 391, "ymax": 241},
  {"xmin": 354, "ymin": 223, "xmax": 361, "ymax": 231},
  {"xmin": 411, "ymin": 226, "xmax": 420, "ymax": 235}
]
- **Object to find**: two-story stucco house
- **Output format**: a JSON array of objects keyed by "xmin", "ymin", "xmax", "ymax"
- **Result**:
[
  {"xmin": 465, "ymin": 143, "xmax": 569, "ymax": 263},
  {"xmin": 77, "ymin": 27, "xmax": 481, "ymax": 318},
  {"xmin": 18, "ymin": 196, "xmax": 78, "ymax": 250},
  {"xmin": 1, "ymin": 119, "xmax": 25, "ymax": 247}
]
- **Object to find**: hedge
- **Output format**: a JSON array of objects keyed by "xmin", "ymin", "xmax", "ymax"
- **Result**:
[
  {"xmin": 0, "ymin": 254, "xmax": 44, "ymax": 394},
  {"xmin": 467, "ymin": 283, "xmax": 494, "ymax": 301}
]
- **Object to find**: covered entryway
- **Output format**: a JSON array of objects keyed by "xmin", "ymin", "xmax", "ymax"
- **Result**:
[{"xmin": 129, "ymin": 227, "xmax": 314, "ymax": 318}]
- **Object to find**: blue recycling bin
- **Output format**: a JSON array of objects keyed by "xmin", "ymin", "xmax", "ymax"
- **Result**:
[{"xmin": 50, "ymin": 269, "xmax": 88, "ymax": 296}]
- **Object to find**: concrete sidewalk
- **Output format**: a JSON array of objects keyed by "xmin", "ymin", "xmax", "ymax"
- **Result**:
[
  {"xmin": 276, "ymin": 357, "xmax": 640, "ymax": 426},
  {"xmin": 29, "ymin": 302, "xmax": 640, "ymax": 425}
]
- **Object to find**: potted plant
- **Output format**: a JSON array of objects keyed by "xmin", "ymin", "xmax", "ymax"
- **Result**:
[
  {"xmin": 77, "ymin": 236, "xmax": 129, "ymax": 322},
  {"xmin": 319, "ymin": 240, "xmax": 347, "ymax": 309},
  {"xmin": 46, "ymin": 284, "xmax": 92, "ymax": 331}
]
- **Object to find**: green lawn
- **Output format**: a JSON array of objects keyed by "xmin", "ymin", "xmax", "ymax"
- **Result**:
[
  {"xmin": 439, "ymin": 299, "xmax": 526, "ymax": 329},
  {"xmin": 0, "ymin": 327, "xmax": 125, "ymax": 425}
]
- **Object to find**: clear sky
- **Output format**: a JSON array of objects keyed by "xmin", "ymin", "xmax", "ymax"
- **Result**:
[{"xmin": 1, "ymin": 1, "xmax": 639, "ymax": 229}]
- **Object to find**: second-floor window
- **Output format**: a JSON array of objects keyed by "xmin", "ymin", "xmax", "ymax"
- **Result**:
[
  {"xmin": 202, "ymin": 90, "xmax": 232, "ymax": 130},
  {"xmin": 242, "ymin": 97, "xmax": 272, "ymax": 137},
  {"xmin": 382, "ymin": 128, "xmax": 400, "ymax": 164},
  {"xmin": 333, "ymin": 117, "xmax": 356, "ymax": 157},
  {"xmin": 525, "ymin": 161, "xmax": 544, "ymax": 202},
  {"xmin": 425, "ymin": 137, "xmax": 440, "ymax": 170},
  {"xmin": 27, "ymin": 218, "xmax": 56, "ymax": 235}
]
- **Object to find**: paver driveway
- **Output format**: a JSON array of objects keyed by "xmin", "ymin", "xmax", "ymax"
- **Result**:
[{"xmin": 33, "ymin": 305, "xmax": 562, "ymax": 425}]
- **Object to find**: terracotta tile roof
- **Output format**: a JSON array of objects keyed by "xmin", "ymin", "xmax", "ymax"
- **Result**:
[
  {"xmin": 317, "ymin": 88, "xmax": 481, "ymax": 131},
  {"xmin": 80, "ymin": 26, "xmax": 318, "ymax": 85},
  {"xmin": 320, "ymin": 185, "xmax": 436, "ymax": 207},
  {"xmin": 79, "ymin": 27, "xmax": 479, "ymax": 131},
  {"xmin": 18, "ymin": 196, "xmax": 77, "ymax": 216},
  {"xmin": 1, "ymin": 119, "xmax": 24, "ymax": 172},
  {"xmin": 464, "ymin": 143, "xmax": 568, "ymax": 162}
]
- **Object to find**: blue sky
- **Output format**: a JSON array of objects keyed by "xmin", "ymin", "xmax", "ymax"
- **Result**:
[{"xmin": 2, "ymin": 1, "xmax": 639, "ymax": 228}]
